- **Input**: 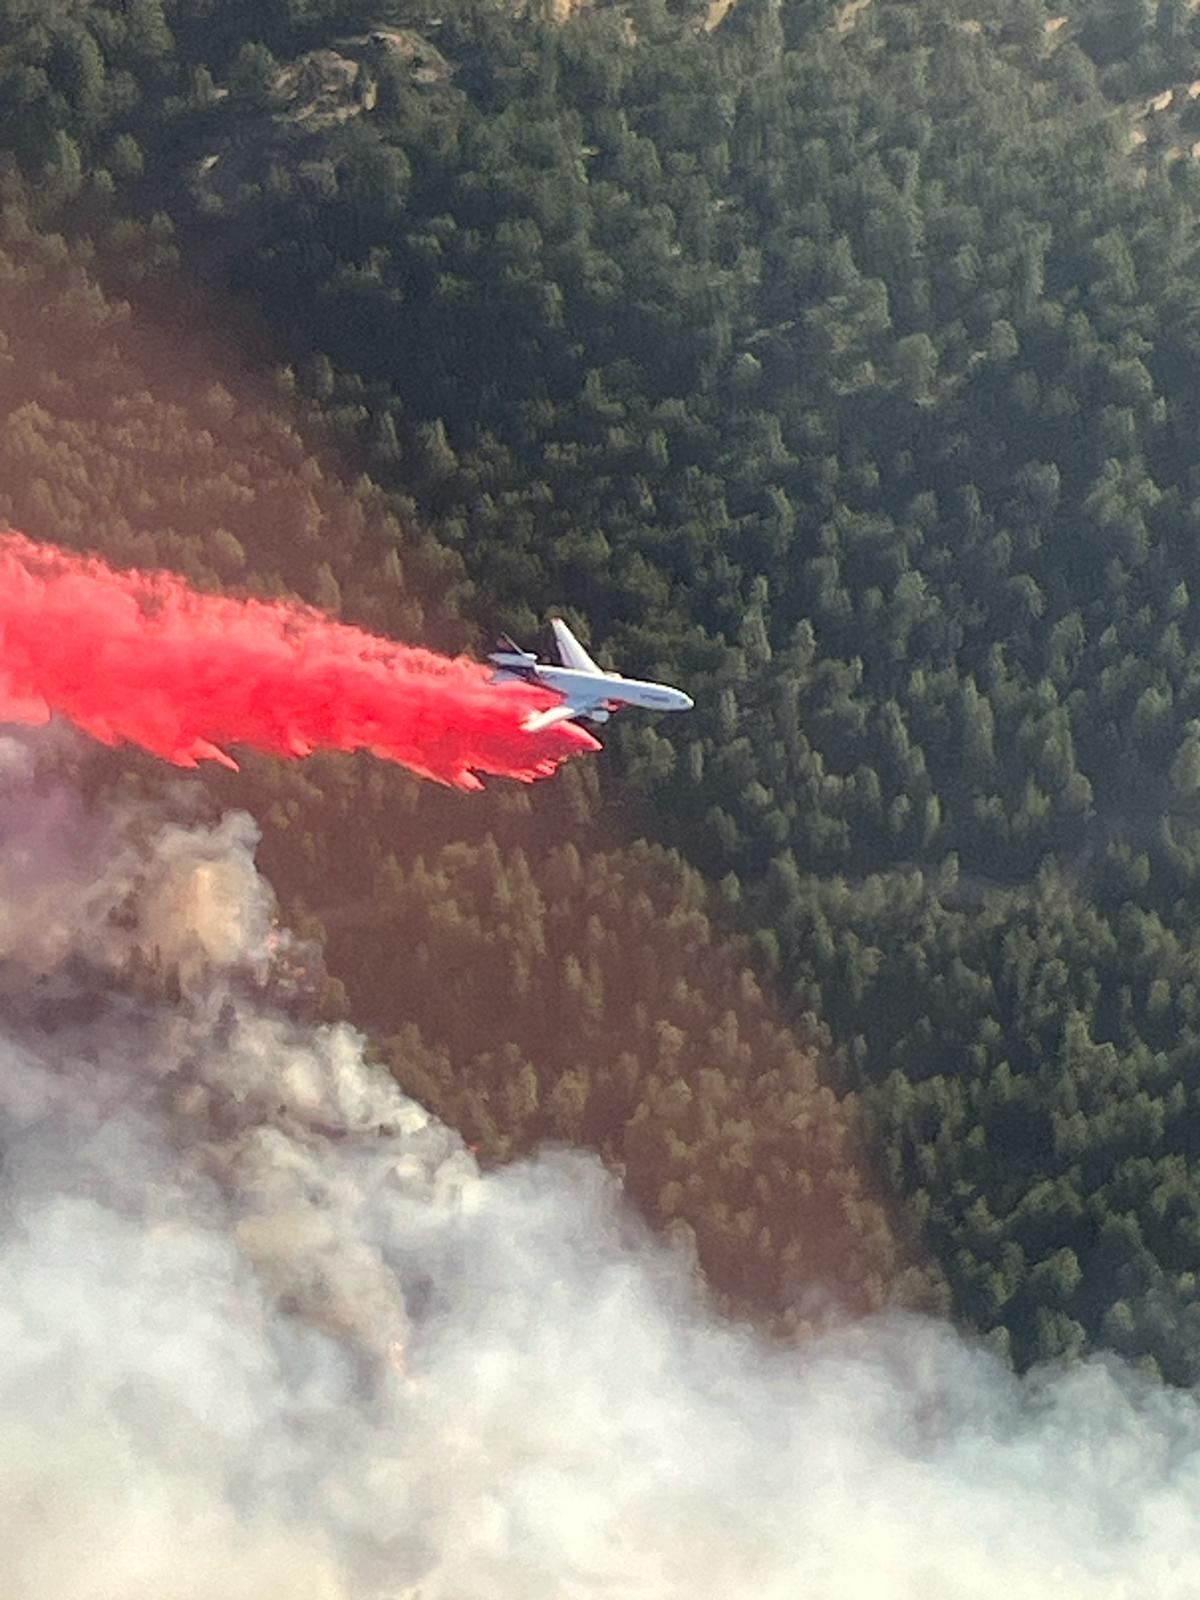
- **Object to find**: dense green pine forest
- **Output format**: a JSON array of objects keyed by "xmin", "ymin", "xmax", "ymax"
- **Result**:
[{"xmin": 8, "ymin": 0, "xmax": 1200, "ymax": 1375}]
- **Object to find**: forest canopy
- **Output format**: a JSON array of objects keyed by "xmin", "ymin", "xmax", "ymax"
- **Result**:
[{"xmin": 5, "ymin": 0, "xmax": 1200, "ymax": 1374}]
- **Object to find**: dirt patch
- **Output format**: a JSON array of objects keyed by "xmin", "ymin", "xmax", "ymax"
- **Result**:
[
  {"xmin": 835, "ymin": 0, "xmax": 873, "ymax": 33},
  {"xmin": 703, "ymin": 0, "xmax": 738, "ymax": 30}
]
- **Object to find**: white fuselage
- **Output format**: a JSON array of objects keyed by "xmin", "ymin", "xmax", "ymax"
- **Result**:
[
  {"xmin": 527, "ymin": 665, "xmax": 693, "ymax": 714},
  {"xmin": 488, "ymin": 618, "xmax": 694, "ymax": 731}
]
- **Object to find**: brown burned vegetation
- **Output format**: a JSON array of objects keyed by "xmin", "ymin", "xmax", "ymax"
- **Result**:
[{"xmin": 12, "ymin": 0, "xmax": 1200, "ymax": 1374}]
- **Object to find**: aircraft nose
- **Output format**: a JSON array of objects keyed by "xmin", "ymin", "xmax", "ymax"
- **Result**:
[{"xmin": 677, "ymin": 691, "xmax": 694, "ymax": 711}]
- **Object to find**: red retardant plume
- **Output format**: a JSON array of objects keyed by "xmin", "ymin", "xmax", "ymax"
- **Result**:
[{"xmin": 0, "ymin": 533, "xmax": 600, "ymax": 790}]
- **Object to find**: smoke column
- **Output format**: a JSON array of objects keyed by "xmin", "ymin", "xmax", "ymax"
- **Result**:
[
  {"xmin": 0, "ymin": 532, "xmax": 599, "ymax": 788},
  {"xmin": 4, "ymin": 736, "xmax": 1200, "ymax": 1597}
]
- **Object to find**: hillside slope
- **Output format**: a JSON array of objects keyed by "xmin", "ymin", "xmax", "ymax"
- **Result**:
[
  {"xmin": 0, "ymin": 211, "xmax": 918, "ymax": 1326},
  {"xmin": 10, "ymin": 0, "xmax": 1200, "ymax": 1371}
]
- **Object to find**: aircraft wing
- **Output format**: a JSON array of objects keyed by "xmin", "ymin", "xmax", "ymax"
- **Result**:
[
  {"xmin": 551, "ymin": 618, "xmax": 601, "ymax": 675},
  {"xmin": 522, "ymin": 701, "xmax": 589, "ymax": 734}
]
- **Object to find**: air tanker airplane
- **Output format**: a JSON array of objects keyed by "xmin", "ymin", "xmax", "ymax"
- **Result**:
[{"xmin": 489, "ymin": 618, "xmax": 694, "ymax": 733}]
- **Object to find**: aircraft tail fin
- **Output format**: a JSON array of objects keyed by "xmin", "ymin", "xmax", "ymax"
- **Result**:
[{"xmin": 488, "ymin": 630, "xmax": 540, "ymax": 683}]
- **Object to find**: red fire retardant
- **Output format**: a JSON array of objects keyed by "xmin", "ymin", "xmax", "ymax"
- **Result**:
[{"xmin": 0, "ymin": 533, "xmax": 599, "ymax": 789}]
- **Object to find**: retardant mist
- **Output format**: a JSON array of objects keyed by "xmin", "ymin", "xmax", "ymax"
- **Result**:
[
  {"xmin": 0, "ymin": 532, "xmax": 598, "ymax": 788},
  {"xmin": 4, "ymin": 737, "xmax": 1200, "ymax": 1599}
]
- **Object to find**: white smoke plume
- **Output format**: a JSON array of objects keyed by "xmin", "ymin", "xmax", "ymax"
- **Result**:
[{"xmin": 2, "ymin": 731, "xmax": 1200, "ymax": 1598}]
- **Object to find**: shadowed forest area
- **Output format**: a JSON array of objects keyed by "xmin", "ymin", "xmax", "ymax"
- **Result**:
[{"xmin": 7, "ymin": 0, "xmax": 1200, "ymax": 1374}]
